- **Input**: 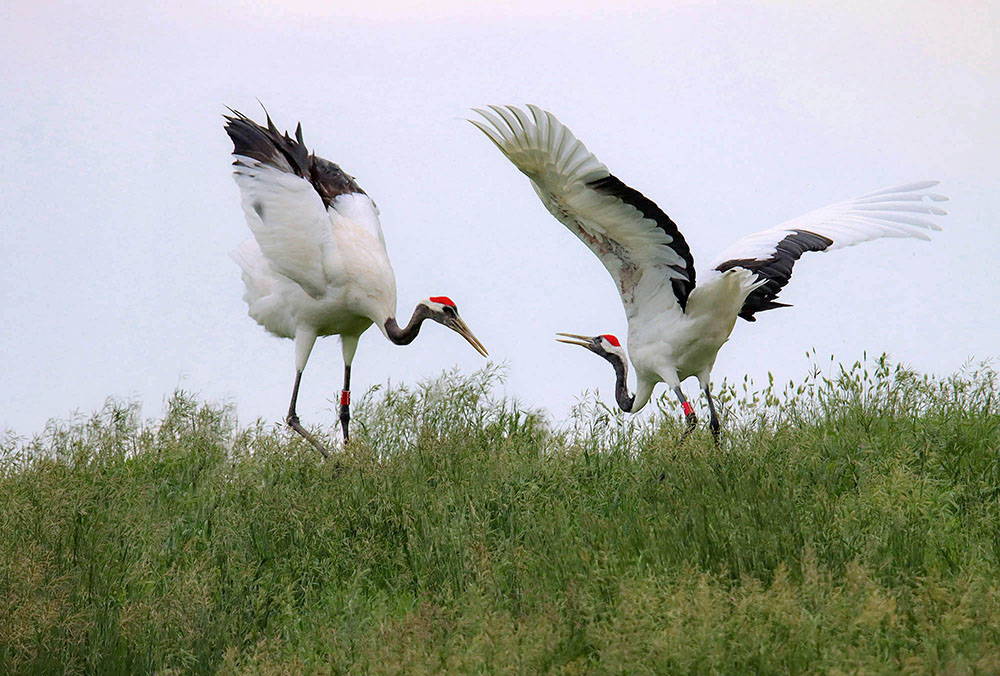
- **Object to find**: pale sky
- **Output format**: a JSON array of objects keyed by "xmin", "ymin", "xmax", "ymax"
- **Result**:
[{"xmin": 2, "ymin": 0, "xmax": 998, "ymax": 437}]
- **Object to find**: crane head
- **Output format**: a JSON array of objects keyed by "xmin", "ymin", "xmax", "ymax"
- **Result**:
[
  {"xmin": 422, "ymin": 297, "xmax": 489, "ymax": 358},
  {"xmin": 555, "ymin": 333, "xmax": 627, "ymax": 366}
]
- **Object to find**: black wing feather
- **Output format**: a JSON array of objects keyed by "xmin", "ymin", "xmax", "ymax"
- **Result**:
[
  {"xmin": 716, "ymin": 229, "xmax": 833, "ymax": 321},
  {"xmin": 223, "ymin": 108, "xmax": 365, "ymax": 209},
  {"xmin": 587, "ymin": 174, "xmax": 696, "ymax": 310}
]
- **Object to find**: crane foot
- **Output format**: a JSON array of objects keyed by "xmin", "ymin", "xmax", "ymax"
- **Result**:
[
  {"xmin": 286, "ymin": 414, "xmax": 332, "ymax": 458},
  {"xmin": 680, "ymin": 411, "xmax": 698, "ymax": 442}
]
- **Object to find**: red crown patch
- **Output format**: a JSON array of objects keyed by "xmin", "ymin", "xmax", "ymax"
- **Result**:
[
  {"xmin": 429, "ymin": 296, "xmax": 456, "ymax": 307},
  {"xmin": 601, "ymin": 334, "xmax": 621, "ymax": 347}
]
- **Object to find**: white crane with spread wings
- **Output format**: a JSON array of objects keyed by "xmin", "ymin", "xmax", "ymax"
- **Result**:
[{"xmin": 471, "ymin": 104, "xmax": 945, "ymax": 440}]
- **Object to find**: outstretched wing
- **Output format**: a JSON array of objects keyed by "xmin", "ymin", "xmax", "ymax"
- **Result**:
[
  {"xmin": 224, "ymin": 109, "xmax": 367, "ymax": 299},
  {"xmin": 470, "ymin": 105, "xmax": 696, "ymax": 312},
  {"xmin": 709, "ymin": 181, "xmax": 947, "ymax": 321}
]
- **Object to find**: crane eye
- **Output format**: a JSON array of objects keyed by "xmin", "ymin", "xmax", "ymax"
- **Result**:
[{"xmin": 443, "ymin": 305, "xmax": 457, "ymax": 317}]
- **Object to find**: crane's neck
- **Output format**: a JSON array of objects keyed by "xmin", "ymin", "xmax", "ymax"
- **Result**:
[
  {"xmin": 606, "ymin": 354, "xmax": 656, "ymax": 414},
  {"xmin": 609, "ymin": 354, "xmax": 635, "ymax": 413},
  {"xmin": 384, "ymin": 303, "xmax": 432, "ymax": 345}
]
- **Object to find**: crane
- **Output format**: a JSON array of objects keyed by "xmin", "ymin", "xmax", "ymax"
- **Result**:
[
  {"xmin": 225, "ymin": 109, "xmax": 488, "ymax": 456},
  {"xmin": 471, "ymin": 105, "xmax": 945, "ymax": 441}
]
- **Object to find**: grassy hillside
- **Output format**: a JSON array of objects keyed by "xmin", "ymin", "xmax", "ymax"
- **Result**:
[{"xmin": 2, "ymin": 357, "xmax": 1000, "ymax": 675}]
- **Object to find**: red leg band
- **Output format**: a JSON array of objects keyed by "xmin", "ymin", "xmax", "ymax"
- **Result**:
[
  {"xmin": 682, "ymin": 401, "xmax": 694, "ymax": 416},
  {"xmin": 340, "ymin": 390, "xmax": 350, "ymax": 406}
]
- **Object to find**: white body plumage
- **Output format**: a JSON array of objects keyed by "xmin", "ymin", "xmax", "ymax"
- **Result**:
[
  {"xmin": 615, "ymin": 267, "xmax": 760, "ymax": 411},
  {"xmin": 230, "ymin": 186, "xmax": 396, "ymax": 370}
]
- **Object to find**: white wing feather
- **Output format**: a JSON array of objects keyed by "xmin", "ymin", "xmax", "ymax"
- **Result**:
[
  {"xmin": 709, "ymin": 181, "xmax": 947, "ymax": 269},
  {"xmin": 471, "ymin": 105, "xmax": 692, "ymax": 309},
  {"xmin": 232, "ymin": 157, "xmax": 336, "ymax": 299},
  {"xmin": 229, "ymin": 239, "xmax": 297, "ymax": 338}
]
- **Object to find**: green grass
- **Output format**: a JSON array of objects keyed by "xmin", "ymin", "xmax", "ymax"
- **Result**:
[{"xmin": 2, "ymin": 356, "xmax": 1000, "ymax": 675}]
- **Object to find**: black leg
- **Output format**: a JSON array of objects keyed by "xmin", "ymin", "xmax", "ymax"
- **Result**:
[
  {"xmin": 286, "ymin": 370, "xmax": 331, "ymax": 458},
  {"xmin": 339, "ymin": 364, "xmax": 351, "ymax": 443},
  {"xmin": 704, "ymin": 385, "xmax": 721, "ymax": 446},
  {"xmin": 674, "ymin": 386, "xmax": 697, "ymax": 439}
]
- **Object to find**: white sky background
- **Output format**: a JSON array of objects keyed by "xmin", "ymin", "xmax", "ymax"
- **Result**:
[{"xmin": 1, "ymin": 0, "xmax": 997, "ymax": 437}]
